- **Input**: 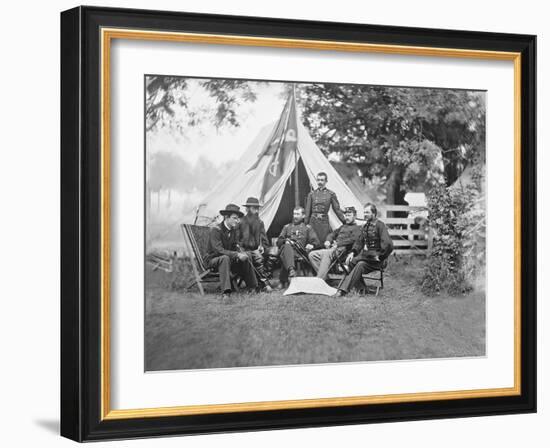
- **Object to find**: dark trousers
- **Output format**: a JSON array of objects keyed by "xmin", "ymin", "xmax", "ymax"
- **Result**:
[
  {"xmin": 279, "ymin": 243, "xmax": 298, "ymax": 271},
  {"xmin": 279, "ymin": 243, "xmax": 300, "ymax": 282},
  {"xmin": 310, "ymin": 216, "xmax": 331, "ymax": 243},
  {"xmin": 246, "ymin": 249, "xmax": 270, "ymax": 285},
  {"xmin": 207, "ymin": 255, "xmax": 258, "ymax": 293},
  {"xmin": 339, "ymin": 254, "xmax": 383, "ymax": 293},
  {"xmin": 246, "ymin": 249, "xmax": 265, "ymax": 271}
]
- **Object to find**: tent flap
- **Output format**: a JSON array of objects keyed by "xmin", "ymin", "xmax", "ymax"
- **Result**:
[{"xmin": 196, "ymin": 119, "xmax": 368, "ymax": 234}]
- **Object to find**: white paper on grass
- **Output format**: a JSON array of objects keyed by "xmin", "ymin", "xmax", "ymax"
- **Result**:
[
  {"xmin": 283, "ymin": 277, "xmax": 337, "ymax": 296},
  {"xmin": 110, "ymin": 37, "xmax": 515, "ymax": 410}
]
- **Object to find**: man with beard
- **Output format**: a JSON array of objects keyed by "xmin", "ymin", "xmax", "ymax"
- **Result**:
[
  {"xmin": 205, "ymin": 203, "xmax": 258, "ymax": 298},
  {"xmin": 308, "ymin": 206, "xmax": 362, "ymax": 280},
  {"xmin": 238, "ymin": 197, "xmax": 272, "ymax": 291},
  {"xmin": 335, "ymin": 203, "xmax": 394, "ymax": 296},
  {"xmin": 305, "ymin": 172, "xmax": 346, "ymax": 243},
  {"xmin": 277, "ymin": 206, "xmax": 320, "ymax": 282}
]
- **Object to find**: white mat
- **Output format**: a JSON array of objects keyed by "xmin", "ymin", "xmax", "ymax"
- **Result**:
[{"xmin": 283, "ymin": 277, "xmax": 338, "ymax": 296}]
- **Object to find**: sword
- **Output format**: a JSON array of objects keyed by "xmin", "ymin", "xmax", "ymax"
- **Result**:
[
  {"xmin": 236, "ymin": 245, "xmax": 273, "ymax": 290},
  {"xmin": 285, "ymin": 239, "xmax": 314, "ymax": 268}
]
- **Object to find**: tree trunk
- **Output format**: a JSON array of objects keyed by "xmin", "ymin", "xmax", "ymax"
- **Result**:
[
  {"xmin": 444, "ymin": 159, "xmax": 461, "ymax": 187},
  {"xmin": 384, "ymin": 166, "xmax": 408, "ymax": 217},
  {"xmin": 385, "ymin": 166, "xmax": 407, "ymax": 204}
]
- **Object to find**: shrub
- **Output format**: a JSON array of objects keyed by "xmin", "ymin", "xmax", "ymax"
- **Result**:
[{"xmin": 421, "ymin": 166, "xmax": 485, "ymax": 296}]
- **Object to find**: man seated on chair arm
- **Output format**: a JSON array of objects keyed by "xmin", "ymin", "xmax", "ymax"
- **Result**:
[
  {"xmin": 308, "ymin": 206, "xmax": 362, "ymax": 280},
  {"xmin": 205, "ymin": 203, "xmax": 258, "ymax": 297},
  {"xmin": 277, "ymin": 206, "xmax": 320, "ymax": 280},
  {"xmin": 335, "ymin": 203, "xmax": 393, "ymax": 296}
]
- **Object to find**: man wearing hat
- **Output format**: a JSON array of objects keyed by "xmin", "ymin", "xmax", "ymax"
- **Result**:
[
  {"xmin": 335, "ymin": 203, "xmax": 394, "ymax": 296},
  {"xmin": 205, "ymin": 203, "xmax": 258, "ymax": 297},
  {"xmin": 308, "ymin": 206, "xmax": 362, "ymax": 280},
  {"xmin": 238, "ymin": 197, "xmax": 271, "ymax": 291},
  {"xmin": 305, "ymin": 172, "xmax": 346, "ymax": 243}
]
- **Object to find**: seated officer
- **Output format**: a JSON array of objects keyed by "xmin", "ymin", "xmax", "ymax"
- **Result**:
[
  {"xmin": 308, "ymin": 206, "xmax": 362, "ymax": 280},
  {"xmin": 277, "ymin": 206, "xmax": 320, "ymax": 280},
  {"xmin": 204, "ymin": 203, "xmax": 258, "ymax": 298},
  {"xmin": 335, "ymin": 203, "xmax": 393, "ymax": 296}
]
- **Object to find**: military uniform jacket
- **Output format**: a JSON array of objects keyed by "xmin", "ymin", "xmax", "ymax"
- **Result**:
[
  {"xmin": 351, "ymin": 219, "xmax": 394, "ymax": 260},
  {"xmin": 276, "ymin": 222, "xmax": 320, "ymax": 248},
  {"xmin": 205, "ymin": 222, "xmax": 240, "ymax": 264},
  {"xmin": 305, "ymin": 188, "xmax": 345, "ymax": 223},
  {"xmin": 326, "ymin": 222, "xmax": 362, "ymax": 250}
]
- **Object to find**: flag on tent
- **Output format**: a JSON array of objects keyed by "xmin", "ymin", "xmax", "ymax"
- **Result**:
[
  {"xmin": 247, "ymin": 90, "xmax": 298, "ymax": 200},
  {"xmin": 198, "ymin": 89, "xmax": 367, "ymax": 235}
]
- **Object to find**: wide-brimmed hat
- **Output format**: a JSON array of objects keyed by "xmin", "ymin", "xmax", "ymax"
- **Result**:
[
  {"xmin": 219, "ymin": 203, "xmax": 244, "ymax": 217},
  {"xmin": 242, "ymin": 197, "xmax": 262, "ymax": 207}
]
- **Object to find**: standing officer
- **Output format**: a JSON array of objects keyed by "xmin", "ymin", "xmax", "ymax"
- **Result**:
[
  {"xmin": 205, "ymin": 203, "xmax": 258, "ymax": 298},
  {"xmin": 335, "ymin": 203, "xmax": 393, "ymax": 296},
  {"xmin": 305, "ymin": 172, "xmax": 345, "ymax": 243},
  {"xmin": 277, "ymin": 206, "xmax": 320, "ymax": 281}
]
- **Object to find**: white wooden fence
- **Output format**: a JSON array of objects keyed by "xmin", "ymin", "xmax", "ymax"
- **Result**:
[{"xmin": 379, "ymin": 205, "xmax": 432, "ymax": 255}]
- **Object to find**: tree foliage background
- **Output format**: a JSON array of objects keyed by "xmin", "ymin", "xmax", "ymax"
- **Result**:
[
  {"xmin": 147, "ymin": 78, "xmax": 486, "ymax": 205},
  {"xmin": 146, "ymin": 76, "xmax": 262, "ymax": 133},
  {"xmin": 146, "ymin": 78, "xmax": 486, "ymax": 293},
  {"xmin": 294, "ymin": 83, "xmax": 485, "ymax": 204}
]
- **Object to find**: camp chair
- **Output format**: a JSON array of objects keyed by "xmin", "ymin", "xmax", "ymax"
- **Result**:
[
  {"xmin": 327, "ymin": 252, "xmax": 387, "ymax": 296},
  {"xmin": 180, "ymin": 224, "xmax": 239, "ymax": 295},
  {"xmin": 360, "ymin": 259, "xmax": 387, "ymax": 296}
]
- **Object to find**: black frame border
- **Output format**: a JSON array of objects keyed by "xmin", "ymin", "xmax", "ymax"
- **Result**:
[{"xmin": 61, "ymin": 5, "xmax": 536, "ymax": 442}]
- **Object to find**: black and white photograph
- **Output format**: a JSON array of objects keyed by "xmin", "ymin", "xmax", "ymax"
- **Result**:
[
  {"xmin": 144, "ymin": 76, "xmax": 487, "ymax": 371},
  {"xmin": 0, "ymin": 0, "xmax": 543, "ymax": 443}
]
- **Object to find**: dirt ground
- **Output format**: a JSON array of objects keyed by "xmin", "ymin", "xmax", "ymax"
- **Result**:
[{"xmin": 145, "ymin": 257, "xmax": 485, "ymax": 371}]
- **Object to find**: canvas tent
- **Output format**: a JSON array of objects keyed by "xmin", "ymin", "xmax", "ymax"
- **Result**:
[{"xmin": 198, "ymin": 91, "xmax": 366, "ymax": 238}]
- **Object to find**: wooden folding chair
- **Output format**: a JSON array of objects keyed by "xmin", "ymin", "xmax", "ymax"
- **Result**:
[
  {"xmin": 180, "ymin": 224, "xmax": 238, "ymax": 295},
  {"xmin": 361, "ymin": 260, "xmax": 386, "ymax": 296},
  {"xmin": 327, "ymin": 253, "xmax": 387, "ymax": 296}
]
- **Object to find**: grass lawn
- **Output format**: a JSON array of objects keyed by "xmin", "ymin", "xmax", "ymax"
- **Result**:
[{"xmin": 145, "ymin": 257, "xmax": 485, "ymax": 371}]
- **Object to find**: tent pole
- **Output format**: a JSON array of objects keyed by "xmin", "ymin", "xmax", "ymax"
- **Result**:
[
  {"xmin": 294, "ymin": 148, "xmax": 300, "ymax": 207},
  {"xmin": 293, "ymin": 84, "xmax": 300, "ymax": 207}
]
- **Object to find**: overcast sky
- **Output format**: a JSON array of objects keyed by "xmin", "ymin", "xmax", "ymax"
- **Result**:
[{"xmin": 146, "ymin": 79, "xmax": 288, "ymax": 165}]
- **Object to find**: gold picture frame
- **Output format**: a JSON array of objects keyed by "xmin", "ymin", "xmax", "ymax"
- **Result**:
[{"xmin": 61, "ymin": 6, "xmax": 536, "ymax": 441}]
